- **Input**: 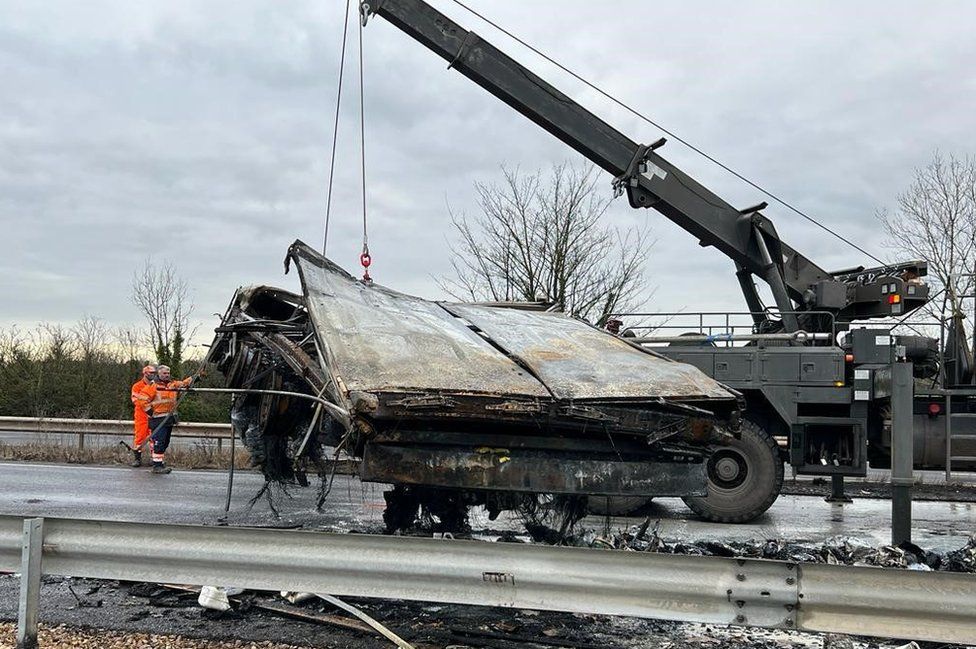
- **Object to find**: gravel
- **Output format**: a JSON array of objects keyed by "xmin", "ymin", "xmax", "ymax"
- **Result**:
[{"xmin": 0, "ymin": 622, "xmax": 310, "ymax": 649}]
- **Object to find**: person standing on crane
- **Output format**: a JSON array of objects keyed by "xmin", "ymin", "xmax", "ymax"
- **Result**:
[
  {"xmin": 146, "ymin": 365, "xmax": 195, "ymax": 475},
  {"xmin": 129, "ymin": 364, "xmax": 156, "ymax": 467}
]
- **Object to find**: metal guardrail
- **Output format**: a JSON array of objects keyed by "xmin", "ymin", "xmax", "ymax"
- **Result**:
[
  {"xmin": 610, "ymin": 310, "xmax": 841, "ymax": 347},
  {"xmin": 0, "ymin": 416, "xmax": 231, "ymax": 449},
  {"xmin": 1, "ymin": 515, "xmax": 974, "ymax": 644}
]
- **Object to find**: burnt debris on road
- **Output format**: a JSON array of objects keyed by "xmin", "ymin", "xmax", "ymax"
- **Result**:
[{"xmin": 561, "ymin": 520, "xmax": 976, "ymax": 573}]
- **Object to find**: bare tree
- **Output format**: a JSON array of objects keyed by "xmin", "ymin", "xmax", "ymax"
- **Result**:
[
  {"xmin": 0, "ymin": 326, "xmax": 25, "ymax": 366},
  {"xmin": 442, "ymin": 163, "xmax": 654, "ymax": 325},
  {"xmin": 131, "ymin": 259, "xmax": 195, "ymax": 372},
  {"xmin": 72, "ymin": 317, "xmax": 126, "ymax": 418},
  {"xmin": 73, "ymin": 316, "xmax": 112, "ymax": 363},
  {"xmin": 39, "ymin": 323, "xmax": 76, "ymax": 363},
  {"xmin": 113, "ymin": 325, "xmax": 150, "ymax": 365},
  {"xmin": 879, "ymin": 152, "xmax": 976, "ymax": 322}
]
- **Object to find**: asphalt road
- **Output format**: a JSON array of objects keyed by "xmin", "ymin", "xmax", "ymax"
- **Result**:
[
  {"xmin": 0, "ymin": 461, "xmax": 384, "ymax": 531},
  {"xmin": 2, "ymin": 461, "xmax": 974, "ymax": 551}
]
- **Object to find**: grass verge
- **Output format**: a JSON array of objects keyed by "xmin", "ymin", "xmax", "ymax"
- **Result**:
[{"xmin": 0, "ymin": 439, "xmax": 250, "ymax": 470}]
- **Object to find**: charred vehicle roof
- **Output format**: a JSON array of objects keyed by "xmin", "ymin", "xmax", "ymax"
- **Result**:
[{"xmin": 210, "ymin": 241, "xmax": 741, "ymax": 530}]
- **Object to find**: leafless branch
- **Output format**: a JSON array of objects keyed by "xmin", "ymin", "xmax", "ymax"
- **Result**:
[
  {"xmin": 440, "ymin": 162, "xmax": 654, "ymax": 325},
  {"xmin": 879, "ymin": 152, "xmax": 976, "ymax": 322},
  {"xmin": 131, "ymin": 259, "xmax": 195, "ymax": 364}
]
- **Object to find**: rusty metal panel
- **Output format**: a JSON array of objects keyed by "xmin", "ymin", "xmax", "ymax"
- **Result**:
[
  {"xmin": 289, "ymin": 242, "xmax": 549, "ymax": 398},
  {"xmin": 289, "ymin": 241, "xmax": 733, "ymax": 406},
  {"xmin": 361, "ymin": 443, "xmax": 708, "ymax": 496},
  {"xmin": 443, "ymin": 304, "xmax": 733, "ymax": 401}
]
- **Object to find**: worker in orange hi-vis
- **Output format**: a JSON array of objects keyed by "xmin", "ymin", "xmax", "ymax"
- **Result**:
[
  {"xmin": 129, "ymin": 365, "xmax": 156, "ymax": 467},
  {"xmin": 146, "ymin": 364, "xmax": 196, "ymax": 475}
]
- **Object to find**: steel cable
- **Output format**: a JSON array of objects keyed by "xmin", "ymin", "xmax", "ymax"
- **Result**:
[
  {"xmin": 358, "ymin": 8, "xmax": 370, "ymax": 265},
  {"xmin": 449, "ymin": 0, "xmax": 885, "ymax": 266},
  {"xmin": 322, "ymin": 0, "xmax": 353, "ymax": 255}
]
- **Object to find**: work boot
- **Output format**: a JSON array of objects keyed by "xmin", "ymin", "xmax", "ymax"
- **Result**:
[
  {"xmin": 151, "ymin": 463, "xmax": 172, "ymax": 475},
  {"xmin": 131, "ymin": 450, "xmax": 142, "ymax": 467}
]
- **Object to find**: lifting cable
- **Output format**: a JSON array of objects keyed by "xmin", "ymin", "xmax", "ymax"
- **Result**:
[
  {"xmin": 322, "ymin": 0, "xmax": 352, "ymax": 256},
  {"xmin": 357, "ymin": 8, "xmax": 372, "ymax": 282},
  {"xmin": 322, "ymin": 0, "xmax": 373, "ymax": 283},
  {"xmin": 450, "ymin": 0, "xmax": 885, "ymax": 266}
]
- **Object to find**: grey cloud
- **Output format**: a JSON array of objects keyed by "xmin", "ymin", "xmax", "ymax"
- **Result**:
[{"xmin": 1, "ymin": 0, "xmax": 974, "ymax": 338}]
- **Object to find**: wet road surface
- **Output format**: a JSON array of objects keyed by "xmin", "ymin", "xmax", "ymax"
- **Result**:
[
  {"xmin": 0, "ymin": 461, "xmax": 388, "ymax": 531},
  {"xmin": 1, "ymin": 461, "xmax": 974, "ymax": 551}
]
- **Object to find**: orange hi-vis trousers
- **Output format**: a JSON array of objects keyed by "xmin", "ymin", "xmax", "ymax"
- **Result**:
[{"xmin": 133, "ymin": 408, "xmax": 151, "ymax": 449}]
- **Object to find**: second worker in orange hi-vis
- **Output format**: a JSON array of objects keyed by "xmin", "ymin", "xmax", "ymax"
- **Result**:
[
  {"xmin": 146, "ymin": 364, "xmax": 195, "ymax": 475},
  {"xmin": 129, "ymin": 365, "xmax": 156, "ymax": 467}
]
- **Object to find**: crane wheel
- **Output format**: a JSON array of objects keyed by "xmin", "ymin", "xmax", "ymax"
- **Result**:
[{"xmin": 682, "ymin": 418, "xmax": 783, "ymax": 523}]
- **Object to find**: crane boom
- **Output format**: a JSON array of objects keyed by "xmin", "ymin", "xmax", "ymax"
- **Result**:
[{"xmin": 363, "ymin": 0, "xmax": 928, "ymax": 331}]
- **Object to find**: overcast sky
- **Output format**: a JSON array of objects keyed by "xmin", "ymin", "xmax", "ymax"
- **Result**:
[{"xmin": 2, "ymin": 1, "xmax": 974, "ymax": 342}]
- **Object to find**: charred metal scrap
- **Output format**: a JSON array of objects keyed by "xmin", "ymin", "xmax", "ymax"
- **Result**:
[
  {"xmin": 582, "ymin": 524, "xmax": 976, "ymax": 574},
  {"xmin": 210, "ymin": 240, "xmax": 740, "ymax": 530}
]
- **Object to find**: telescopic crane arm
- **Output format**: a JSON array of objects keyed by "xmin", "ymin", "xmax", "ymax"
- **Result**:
[{"xmin": 362, "ymin": 0, "xmax": 928, "ymax": 332}]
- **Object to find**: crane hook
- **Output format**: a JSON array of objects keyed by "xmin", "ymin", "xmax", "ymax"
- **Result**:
[{"xmin": 360, "ymin": 247, "xmax": 372, "ymax": 283}]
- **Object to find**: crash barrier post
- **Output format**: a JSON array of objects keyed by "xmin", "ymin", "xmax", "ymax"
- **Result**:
[
  {"xmin": 16, "ymin": 518, "xmax": 43, "ymax": 649},
  {"xmin": 891, "ymin": 361, "xmax": 914, "ymax": 545},
  {"xmin": 0, "ymin": 515, "xmax": 973, "ymax": 643}
]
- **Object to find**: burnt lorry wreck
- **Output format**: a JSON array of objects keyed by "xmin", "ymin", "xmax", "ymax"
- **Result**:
[{"xmin": 211, "ymin": 241, "xmax": 741, "ymax": 531}]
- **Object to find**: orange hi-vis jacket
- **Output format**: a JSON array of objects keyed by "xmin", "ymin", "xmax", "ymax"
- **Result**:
[
  {"xmin": 147, "ymin": 378, "xmax": 193, "ymax": 416},
  {"xmin": 130, "ymin": 378, "xmax": 154, "ymax": 414}
]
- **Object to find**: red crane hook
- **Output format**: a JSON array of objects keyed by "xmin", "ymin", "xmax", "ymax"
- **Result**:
[{"xmin": 360, "ymin": 246, "xmax": 372, "ymax": 282}]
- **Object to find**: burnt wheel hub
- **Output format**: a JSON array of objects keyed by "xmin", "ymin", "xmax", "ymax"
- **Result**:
[{"xmin": 708, "ymin": 449, "xmax": 748, "ymax": 489}]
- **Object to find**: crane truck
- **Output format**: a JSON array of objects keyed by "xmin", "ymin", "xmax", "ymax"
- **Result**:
[{"xmin": 362, "ymin": 0, "xmax": 976, "ymax": 522}]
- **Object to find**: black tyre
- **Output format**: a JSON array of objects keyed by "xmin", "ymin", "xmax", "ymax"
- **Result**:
[
  {"xmin": 682, "ymin": 418, "xmax": 783, "ymax": 523},
  {"xmin": 587, "ymin": 496, "xmax": 652, "ymax": 517}
]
